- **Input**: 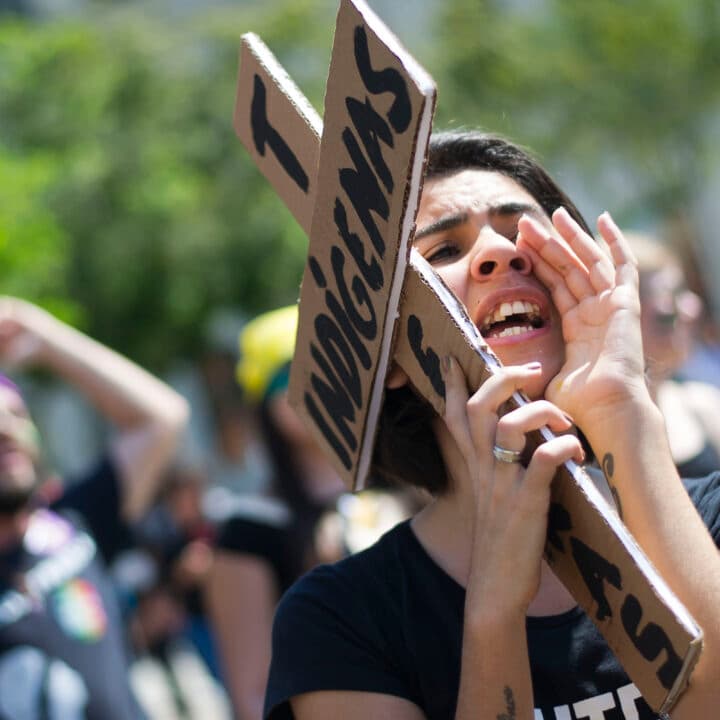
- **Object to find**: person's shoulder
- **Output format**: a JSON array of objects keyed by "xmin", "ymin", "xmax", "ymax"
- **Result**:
[{"xmin": 276, "ymin": 519, "xmax": 412, "ymax": 621}]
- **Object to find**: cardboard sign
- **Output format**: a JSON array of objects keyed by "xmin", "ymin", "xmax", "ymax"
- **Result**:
[
  {"xmin": 232, "ymin": 2, "xmax": 702, "ymax": 713},
  {"xmin": 287, "ymin": 0, "xmax": 435, "ymax": 488}
]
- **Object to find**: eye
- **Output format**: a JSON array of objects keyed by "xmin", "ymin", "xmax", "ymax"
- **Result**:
[{"xmin": 424, "ymin": 243, "xmax": 460, "ymax": 265}]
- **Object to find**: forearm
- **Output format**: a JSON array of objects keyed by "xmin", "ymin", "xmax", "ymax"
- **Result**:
[
  {"xmin": 456, "ymin": 609, "xmax": 533, "ymax": 720},
  {"xmin": 12, "ymin": 300, "xmax": 188, "ymax": 516},
  {"xmin": 29, "ymin": 310, "xmax": 187, "ymax": 431}
]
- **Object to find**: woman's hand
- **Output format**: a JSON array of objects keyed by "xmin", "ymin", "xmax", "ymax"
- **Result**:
[
  {"xmin": 439, "ymin": 357, "xmax": 584, "ymax": 617},
  {"xmin": 516, "ymin": 210, "xmax": 647, "ymax": 426}
]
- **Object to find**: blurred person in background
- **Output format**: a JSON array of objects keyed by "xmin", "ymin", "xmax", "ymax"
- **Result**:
[
  {"xmin": 626, "ymin": 233, "xmax": 720, "ymax": 476},
  {"xmin": 205, "ymin": 305, "xmax": 346, "ymax": 720},
  {"xmin": 121, "ymin": 464, "xmax": 230, "ymax": 720},
  {"xmin": 0, "ymin": 296, "xmax": 188, "ymax": 719},
  {"xmin": 205, "ymin": 305, "xmax": 417, "ymax": 720}
]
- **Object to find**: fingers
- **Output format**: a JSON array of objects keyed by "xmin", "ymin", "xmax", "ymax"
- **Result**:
[
  {"xmin": 519, "ymin": 433, "xmax": 585, "ymax": 500},
  {"xmin": 441, "ymin": 358, "xmax": 545, "ymax": 469},
  {"xmin": 494, "ymin": 400, "xmax": 574, "ymax": 457},
  {"xmin": 553, "ymin": 208, "xmax": 615, "ymax": 293},
  {"xmin": 597, "ymin": 211, "xmax": 639, "ymax": 289},
  {"xmin": 441, "ymin": 354, "xmax": 475, "ymax": 463},
  {"xmin": 517, "ymin": 209, "xmax": 619, "ymax": 307},
  {"xmin": 518, "ymin": 213, "xmax": 595, "ymax": 303}
]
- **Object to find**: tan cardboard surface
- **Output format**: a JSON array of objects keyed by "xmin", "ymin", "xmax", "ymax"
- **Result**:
[
  {"xmin": 233, "ymin": 4, "xmax": 702, "ymax": 713},
  {"xmin": 235, "ymin": 32, "xmax": 321, "ymax": 235},
  {"xmin": 287, "ymin": 0, "xmax": 435, "ymax": 489}
]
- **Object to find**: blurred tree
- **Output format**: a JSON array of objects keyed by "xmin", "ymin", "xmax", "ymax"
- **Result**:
[
  {"xmin": 0, "ymin": 0, "xmax": 335, "ymax": 370},
  {"xmin": 430, "ymin": 0, "xmax": 720, "ymax": 221},
  {"xmin": 2, "ymin": 0, "xmax": 720, "ymax": 372}
]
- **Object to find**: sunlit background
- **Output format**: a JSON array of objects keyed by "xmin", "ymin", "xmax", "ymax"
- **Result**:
[{"xmin": 2, "ymin": 0, "xmax": 720, "ymax": 470}]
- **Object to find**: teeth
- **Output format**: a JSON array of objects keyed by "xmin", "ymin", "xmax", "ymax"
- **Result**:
[
  {"xmin": 483, "ymin": 300, "xmax": 541, "ymax": 326},
  {"xmin": 496, "ymin": 325, "xmax": 533, "ymax": 338}
]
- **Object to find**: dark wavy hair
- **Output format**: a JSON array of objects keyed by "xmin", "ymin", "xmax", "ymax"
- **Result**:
[{"xmin": 372, "ymin": 130, "xmax": 590, "ymax": 496}]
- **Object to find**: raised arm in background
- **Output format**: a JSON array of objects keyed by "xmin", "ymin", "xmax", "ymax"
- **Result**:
[{"xmin": 0, "ymin": 296, "xmax": 189, "ymax": 520}]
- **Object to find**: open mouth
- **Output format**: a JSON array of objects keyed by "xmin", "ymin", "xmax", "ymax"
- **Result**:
[{"xmin": 479, "ymin": 299, "xmax": 546, "ymax": 339}]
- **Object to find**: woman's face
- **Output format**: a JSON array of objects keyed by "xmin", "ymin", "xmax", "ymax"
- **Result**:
[{"xmin": 414, "ymin": 169, "xmax": 566, "ymax": 399}]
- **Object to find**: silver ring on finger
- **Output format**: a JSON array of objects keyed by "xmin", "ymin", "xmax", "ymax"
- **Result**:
[{"xmin": 492, "ymin": 444, "xmax": 523, "ymax": 464}]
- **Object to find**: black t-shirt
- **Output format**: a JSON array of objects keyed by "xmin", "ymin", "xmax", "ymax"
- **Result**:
[
  {"xmin": 265, "ymin": 473, "xmax": 720, "ymax": 720},
  {"xmin": 0, "ymin": 457, "xmax": 143, "ymax": 719},
  {"xmin": 215, "ymin": 495, "xmax": 300, "ymax": 594},
  {"xmin": 54, "ymin": 456, "xmax": 133, "ymax": 566}
]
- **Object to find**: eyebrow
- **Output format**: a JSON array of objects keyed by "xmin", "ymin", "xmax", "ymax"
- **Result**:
[
  {"xmin": 488, "ymin": 201, "xmax": 542, "ymax": 219},
  {"xmin": 414, "ymin": 202, "xmax": 545, "ymax": 241},
  {"xmin": 414, "ymin": 212, "xmax": 468, "ymax": 240}
]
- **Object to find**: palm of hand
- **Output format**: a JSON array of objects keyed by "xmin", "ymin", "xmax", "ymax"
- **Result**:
[
  {"xmin": 546, "ymin": 283, "xmax": 645, "ymax": 419},
  {"xmin": 518, "ymin": 210, "xmax": 646, "ymax": 427}
]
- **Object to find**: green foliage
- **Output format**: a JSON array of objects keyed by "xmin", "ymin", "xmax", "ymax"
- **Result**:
[
  {"xmin": 430, "ymin": 0, "xmax": 720, "ymax": 217},
  {"xmin": 2, "ymin": 0, "xmax": 719, "ymax": 369},
  {"xmin": 0, "ymin": 2, "xmax": 335, "ymax": 369}
]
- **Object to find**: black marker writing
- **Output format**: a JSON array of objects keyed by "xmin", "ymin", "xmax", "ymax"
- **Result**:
[
  {"xmin": 603, "ymin": 452, "xmax": 624, "ymax": 519},
  {"xmin": 304, "ymin": 21, "xmax": 411, "ymax": 470},
  {"xmin": 353, "ymin": 25, "xmax": 411, "ymax": 133},
  {"xmin": 339, "ymin": 127, "xmax": 389, "ymax": 258},
  {"xmin": 251, "ymin": 74, "xmax": 309, "ymax": 192},
  {"xmin": 546, "ymin": 502, "xmax": 573, "ymax": 561},
  {"xmin": 407, "ymin": 315, "xmax": 445, "ymax": 399},
  {"xmin": 346, "ymin": 96, "xmax": 394, "ymax": 193},
  {"xmin": 621, "ymin": 594, "xmax": 682, "ymax": 689},
  {"xmin": 334, "ymin": 199, "xmax": 384, "ymax": 291},
  {"xmin": 571, "ymin": 536, "xmax": 622, "ymax": 621},
  {"xmin": 545, "ymin": 499, "xmax": 683, "ymax": 690}
]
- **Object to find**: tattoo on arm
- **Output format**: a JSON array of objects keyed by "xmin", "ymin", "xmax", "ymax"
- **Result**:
[
  {"xmin": 602, "ymin": 452, "xmax": 623, "ymax": 519},
  {"xmin": 496, "ymin": 686, "xmax": 516, "ymax": 720}
]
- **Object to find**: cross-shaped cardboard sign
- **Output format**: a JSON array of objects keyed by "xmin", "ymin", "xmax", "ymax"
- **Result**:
[{"xmin": 233, "ymin": 0, "xmax": 701, "ymax": 713}]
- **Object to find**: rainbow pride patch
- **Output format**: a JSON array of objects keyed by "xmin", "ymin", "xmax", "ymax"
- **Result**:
[{"xmin": 52, "ymin": 579, "xmax": 107, "ymax": 643}]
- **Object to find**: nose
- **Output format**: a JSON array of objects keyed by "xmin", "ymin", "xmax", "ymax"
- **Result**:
[{"xmin": 469, "ymin": 229, "xmax": 532, "ymax": 281}]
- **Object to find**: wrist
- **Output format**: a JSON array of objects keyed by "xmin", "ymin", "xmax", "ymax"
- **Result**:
[
  {"xmin": 575, "ymin": 379, "xmax": 656, "ymax": 435},
  {"xmin": 464, "ymin": 592, "xmax": 529, "ymax": 636},
  {"xmin": 580, "ymin": 393, "xmax": 668, "ymax": 473}
]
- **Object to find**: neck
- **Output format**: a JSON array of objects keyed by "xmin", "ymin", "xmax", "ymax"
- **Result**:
[{"xmin": 411, "ymin": 494, "xmax": 577, "ymax": 617}]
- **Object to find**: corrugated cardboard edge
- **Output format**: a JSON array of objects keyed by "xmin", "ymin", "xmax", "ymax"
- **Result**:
[
  {"xmin": 556, "ymin": 456, "xmax": 704, "ymax": 714},
  {"xmin": 351, "ymin": 1, "xmax": 436, "ymax": 490},
  {"xmin": 661, "ymin": 632, "xmax": 704, "ymax": 714}
]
